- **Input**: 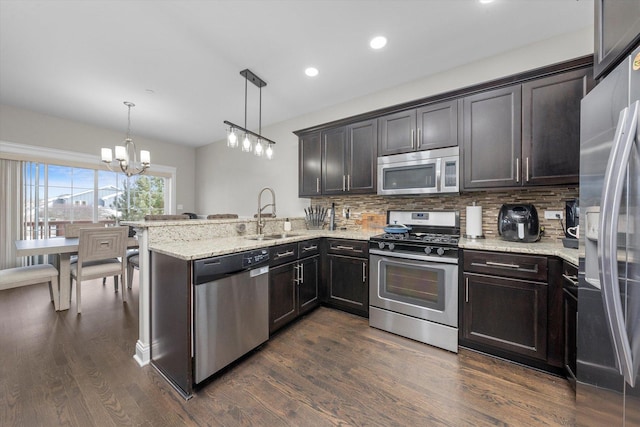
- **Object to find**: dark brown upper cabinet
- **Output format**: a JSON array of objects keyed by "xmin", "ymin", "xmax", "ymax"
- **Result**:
[
  {"xmin": 322, "ymin": 119, "xmax": 377, "ymax": 195},
  {"xmin": 378, "ymin": 99, "xmax": 459, "ymax": 156},
  {"xmin": 463, "ymin": 65, "xmax": 593, "ymax": 190},
  {"xmin": 594, "ymin": 0, "xmax": 640, "ymax": 79},
  {"xmin": 463, "ymin": 85, "xmax": 522, "ymax": 189},
  {"xmin": 522, "ymin": 68, "xmax": 594, "ymax": 186},
  {"xmin": 298, "ymin": 131, "xmax": 322, "ymax": 197}
]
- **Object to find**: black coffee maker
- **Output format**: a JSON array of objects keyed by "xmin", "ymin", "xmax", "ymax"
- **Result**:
[
  {"xmin": 565, "ymin": 199, "xmax": 579, "ymax": 238},
  {"xmin": 562, "ymin": 199, "xmax": 579, "ymax": 249}
]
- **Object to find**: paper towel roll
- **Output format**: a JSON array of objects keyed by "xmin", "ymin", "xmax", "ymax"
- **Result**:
[{"xmin": 466, "ymin": 205, "xmax": 483, "ymax": 238}]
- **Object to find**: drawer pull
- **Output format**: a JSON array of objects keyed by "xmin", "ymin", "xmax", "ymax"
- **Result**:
[
  {"xmin": 335, "ymin": 245, "xmax": 356, "ymax": 251},
  {"xmin": 276, "ymin": 250, "xmax": 295, "ymax": 258},
  {"xmin": 562, "ymin": 273, "xmax": 579, "ymax": 286},
  {"xmin": 302, "ymin": 245, "xmax": 318, "ymax": 252},
  {"xmin": 485, "ymin": 261, "xmax": 521, "ymax": 269}
]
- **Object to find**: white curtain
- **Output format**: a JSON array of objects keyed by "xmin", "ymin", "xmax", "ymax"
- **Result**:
[{"xmin": 0, "ymin": 158, "xmax": 24, "ymax": 269}]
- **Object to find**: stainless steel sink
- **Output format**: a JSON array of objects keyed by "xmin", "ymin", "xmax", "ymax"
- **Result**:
[{"xmin": 245, "ymin": 233, "xmax": 299, "ymax": 241}]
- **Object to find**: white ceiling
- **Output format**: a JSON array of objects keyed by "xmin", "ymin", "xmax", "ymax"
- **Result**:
[{"xmin": 0, "ymin": 0, "xmax": 593, "ymax": 148}]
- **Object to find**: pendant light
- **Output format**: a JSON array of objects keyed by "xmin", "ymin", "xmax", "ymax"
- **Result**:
[
  {"xmin": 223, "ymin": 69, "xmax": 275, "ymax": 159},
  {"xmin": 101, "ymin": 101, "xmax": 150, "ymax": 177}
]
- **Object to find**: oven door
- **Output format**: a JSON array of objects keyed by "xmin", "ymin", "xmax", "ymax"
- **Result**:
[{"xmin": 369, "ymin": 251, "xmax": 458, "ymax": 327}]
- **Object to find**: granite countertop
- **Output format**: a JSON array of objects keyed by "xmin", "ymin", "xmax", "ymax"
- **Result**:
[
  {"xmin": 459, "ymin": 237, "xmax": 579, "ymax": 265},
  {"xmin": 149, "ymin": 229, "xmax": 378, "ymax": 261},
  {"xmin": 151, "ymin": 229, "xmax": 580, "ymax": 265}
]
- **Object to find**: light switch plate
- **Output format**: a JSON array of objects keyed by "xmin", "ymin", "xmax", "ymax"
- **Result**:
[{"xmin": 544, "ymin": 210, "xmax": 563, "ymax": 219}]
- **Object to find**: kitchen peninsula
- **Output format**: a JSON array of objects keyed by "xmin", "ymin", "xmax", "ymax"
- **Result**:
[{"xmin": 123, "ymin": 216, "xmax": 375, "ymax": 368}]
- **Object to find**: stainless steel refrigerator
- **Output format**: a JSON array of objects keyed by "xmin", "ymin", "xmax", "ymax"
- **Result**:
[{"xmin": 578, "ymin": 44, "xmax": 640, "ymax": 426}]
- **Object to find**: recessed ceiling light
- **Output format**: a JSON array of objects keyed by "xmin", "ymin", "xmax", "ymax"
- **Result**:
[
  {"xmin": 370, "ymin": 36, "xmax": 387, "ymax": 50},
  {"xmin": 478, "ymin": 0, "xmax": 494, "ymax": 4},
  {"xmin": 305, "ymin": 67, "xmax": 319, "ymax": 77}
]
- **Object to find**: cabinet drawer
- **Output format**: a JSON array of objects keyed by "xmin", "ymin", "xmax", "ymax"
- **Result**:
[
  {"xmin": 298, "ymin": 239, "xmax": 321, "ymax": 259},
  {"xmin": 326, "ymin": 239, "xmax": 368, "ymax": 257},
  {"xmin": 464, "ymin": 250, "xmax": 547, "ymax": 281},
  {"xmin": 269, "ymin": 243, "xmax": 298, "ymax": 267}
]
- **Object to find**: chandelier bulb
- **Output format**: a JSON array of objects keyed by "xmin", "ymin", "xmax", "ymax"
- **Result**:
[{"xmin": 266, "ymin": 143, "xmax": 274, "ymax": 159}]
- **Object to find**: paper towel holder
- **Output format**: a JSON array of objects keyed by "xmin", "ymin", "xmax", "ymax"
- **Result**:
[{"xmin": 464, "ymin": 202, "xmax": 485, "ymax": 239}]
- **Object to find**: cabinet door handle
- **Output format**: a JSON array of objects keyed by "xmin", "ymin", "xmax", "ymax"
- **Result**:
[
  {"xmin": 362, "ymin": 262, "xmax": 367, "ymax": 282},
  {"xmin": 417, "ymin": 128, "xmax": 421, "ymax": 148},
  {"xmin": 300, "ymin": 263, "xmax": 304, "ymax": 284},
  {"xmin": 465, "ymin": 277, "xmax": 469, "ymax": 303},
  {"xmin": 525, "ymin": 157, "xmax": 530, "ymax": 182},
  {"xmin": 342, "ymin": 175, "xmax": 346, "ymax": 191},
  {"xmin": 485, "ymin": 261, "xmax": 521, "ymax": 269},
  {"xmin": 293, "ymin": 264, "xmax": 300, "ymax": 284},
  {"xmin": 316, "ymin": 177, "xmax": 320, "ymax": 193},
  {"xmin": 276, "ymin": 250, "xmax": 295, "ymax": 258},
  {"xmin": 515, "ymin": 158, "xmax": 520, "ymax": 183},
  {"xmin": 347, "ymin": 174, "xmax": 351, "ymax": 191},
  {"xmin": 411, "ymin": 129, "xmax": 415, "ymax": 149}
]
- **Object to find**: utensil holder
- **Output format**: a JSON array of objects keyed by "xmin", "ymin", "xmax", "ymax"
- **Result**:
[{"xmin": 305, "ymin": 221, "xmax": 324, "ymax": 230}]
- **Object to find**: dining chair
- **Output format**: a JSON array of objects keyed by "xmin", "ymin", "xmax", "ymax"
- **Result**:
[
  {"xmin": 0, "ymin": 264, "xmax": 60, "ymax": 309},
  {"xmin": 71, "ymin": 226, "xmax": 128, "ymax": 314},
  {"xmin": 64, "ymin": 222, "xmax": 119, "ymax": 288},
  {"xmin": 126, "ymin": 251, "xmax": 139, "ymax": 290}
]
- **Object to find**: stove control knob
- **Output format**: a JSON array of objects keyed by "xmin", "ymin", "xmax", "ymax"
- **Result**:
[
  {"xmin": 424, "ymin": 246, "xmax": 432, "ymax": 255},
  {"xmin": 388, "ymin": 243, "xmax": 395, "ymax": 251},
  {"xmin": 437, "ymin": 247, "xmax": 445, "ymax": 256},
  {"xmin": 378, "ymin": 242, "xmax": 385, "ymax": 250}
]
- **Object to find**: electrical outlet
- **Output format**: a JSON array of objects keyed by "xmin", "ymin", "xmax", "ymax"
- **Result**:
[{"xmin": 544, "ymin": 210, "xmax": 563, "ymax": 220}]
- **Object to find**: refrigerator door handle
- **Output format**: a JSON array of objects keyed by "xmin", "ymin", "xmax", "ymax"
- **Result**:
[{"xmin": 599, "ymin": 100, "xmax": 639, "ymax": 387}]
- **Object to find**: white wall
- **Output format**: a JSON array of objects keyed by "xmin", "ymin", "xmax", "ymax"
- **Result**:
[
  {"xmin": 195, "ymin": 28, "xmax": 594, "ymax": 218},
  {"xmin": 0, "ymin": 104, "xmax": 197, "ymax": 212}
]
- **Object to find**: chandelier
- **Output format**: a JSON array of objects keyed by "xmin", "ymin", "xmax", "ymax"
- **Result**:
[
  {"xmin": 101, "ymin": 101, "xmax": 150, "ymax": 177},
  {"xmin": 224, "ymin": 69, "xmax": 275, "ymax": 159}
]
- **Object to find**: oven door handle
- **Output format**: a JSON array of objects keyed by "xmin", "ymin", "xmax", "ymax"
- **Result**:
[{"xmin": 369, "ymin": 249, "xmax": 458, "ymax": 264}]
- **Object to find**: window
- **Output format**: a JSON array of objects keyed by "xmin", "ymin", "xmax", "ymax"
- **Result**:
[
  {"xmin": 23, "ymin": 162, "xmax": 167, "ymax": 239},
  {"xmin": 1, "ymin": 141, "xmax": 175, "ymax": 268}
]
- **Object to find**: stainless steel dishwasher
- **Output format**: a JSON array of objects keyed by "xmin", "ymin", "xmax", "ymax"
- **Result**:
[{"xmin": 193, "ymin": 248, "xmax": 269, "ymax": 384}]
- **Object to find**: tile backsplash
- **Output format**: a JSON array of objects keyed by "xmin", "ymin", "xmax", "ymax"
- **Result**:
[{"xmin": 309, "ymin": 186, "xmax": 578, "ymax": 242}]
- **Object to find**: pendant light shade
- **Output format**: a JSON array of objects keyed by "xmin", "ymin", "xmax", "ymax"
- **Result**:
[{"xmin": 223, "ymin": 69, "xmax": 275, "ymax": 159}]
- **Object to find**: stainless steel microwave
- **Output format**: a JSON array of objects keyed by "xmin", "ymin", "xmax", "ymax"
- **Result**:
[{"xmin": 377, "ymin": 146, "xmax": 459, "ymax": 195}]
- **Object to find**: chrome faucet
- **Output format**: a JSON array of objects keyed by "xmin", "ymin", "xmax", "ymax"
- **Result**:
[{"xmin": 257, "ymin": 187, "xmax": 276, "ymax": 235}]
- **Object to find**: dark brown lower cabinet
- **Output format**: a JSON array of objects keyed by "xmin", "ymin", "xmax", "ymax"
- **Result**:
[
  {"xmin": 269, "ymin": 240, "xmax": 320, "ymax": 334},
  {"xmin": 460, "ymin": 250, "xmax": 565, "ymax": 374},
  {"xmin": 323, "ymin": 239, "xmax": 369, "ymax": 317},
  {"xmin": 562, "ymin": 261, "xmax": 579, "ymax": 389},
  {"xmin": 299, "ymin": 255, "xmax": 319, "ymax": 315},
  {"xmin": 269, "ymin": 261, "xmax": 298, "ymax": 334},
  {"xmin": 326, "ymin": 254, "xmax": 369, "ymax": 317},
  {"xmin": 462, "ymin": 272, "xmax": 548, "ymax": 361}
]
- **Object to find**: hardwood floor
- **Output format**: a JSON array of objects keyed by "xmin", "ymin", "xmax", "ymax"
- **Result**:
[{"xmin": 0, "ymin": 276, "xmax": 576, "ymax": 426}]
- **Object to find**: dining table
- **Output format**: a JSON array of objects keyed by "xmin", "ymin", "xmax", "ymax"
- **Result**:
[{"xmin": 15, "ymin": 237, "xmax": 138, "ymax": 311}]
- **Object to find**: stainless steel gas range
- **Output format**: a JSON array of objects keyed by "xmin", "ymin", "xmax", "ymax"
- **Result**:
[{"xmin": 369, "ymin": 210, "xmax": 460, "ymax": 353}]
